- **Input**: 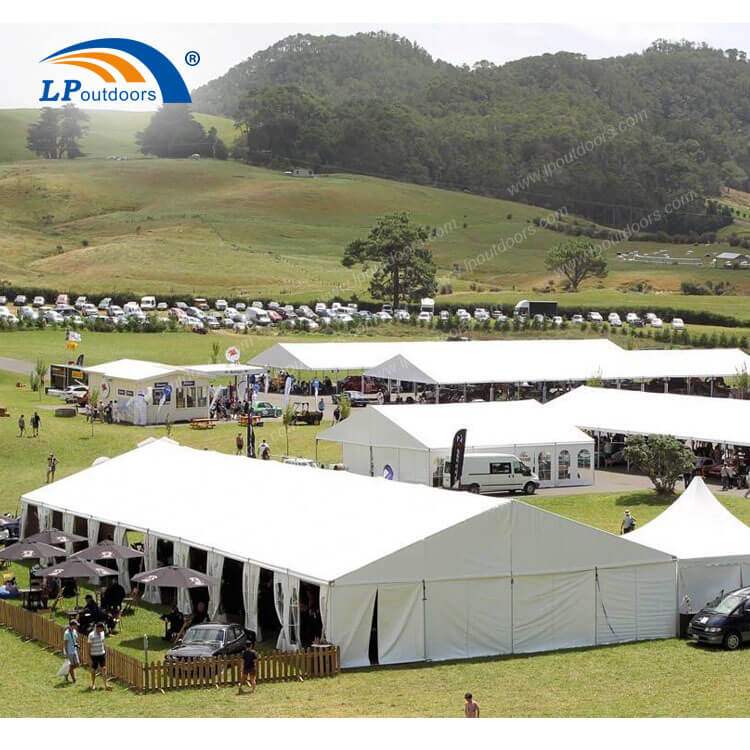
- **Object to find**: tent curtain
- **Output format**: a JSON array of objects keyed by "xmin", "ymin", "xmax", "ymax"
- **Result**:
[
  {"xmin": 113, "ymin": 525, "xmax": 131, "ymax": 591},
  {"xmin": 319, "ymin": 584, "xmax": 329, "ymax": 640},
  {"xmin": 19, "ymin": 502, "xmax": 29, "ymax": 540},
  {"xmin": 143, "ymin": 532, "xmax": 161, "ymax": 604},
  {"xmin": 173, "ymin": 541, "xmax": 192, "ymax": 615},
  {"xmin": 328, "ymin": 584, "xmax": 377, "ymax": 668},
  {"xmin": 242, "ymin": 561, "xmax": 261, "ymax": 639},
  {"xmin": 376, "ymin": 582, "xmax": 425, "ymax": 665},
  {"xmin": 273, "ymin": 572, "xmax": 300, "ymax": 651},
  {"xmin": 206, "ymin": 550, "xmax": 224, "ymax": 621},
  {"xmin": 37, "ymin": 506, "xmax": 51, "ymax": 532},
  {"xmin": 62, "ymin": 512, "xmax": 75, "ymax": 555},
  {"xmin": 87, "ymin": 518, "xmax": 100, "ymax": 547}
]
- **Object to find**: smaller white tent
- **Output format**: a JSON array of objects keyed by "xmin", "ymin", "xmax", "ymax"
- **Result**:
[
  {"xmin": 317, "ymin": 400, "xmax": 594, "ymax": 488},
  {"xmin": 626, "ymin": 477, "xmax": 750, "ymax": 612}
]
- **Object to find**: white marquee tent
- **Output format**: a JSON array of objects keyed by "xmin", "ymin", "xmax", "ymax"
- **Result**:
[
  {"xmin": 364, "ymin": 340, "xmax": 750, "ymax": 387},
  {"xmin": 248, "ymin": 342, "xmax": 412, "ymax": 372},
  {"xmin": 20, "ymin": 439, "xmax": 676, "ymax": 667},
  {"xmin": 317, "ymin": 400, "xmax": 595, "ymax": 488},
  {"xmin": 626, "ymin": 477, "xmax": 750, "ymax": 613},
  {"xmin": 544, "ymin": 386, "xmax": 750, "ymax": 447}
]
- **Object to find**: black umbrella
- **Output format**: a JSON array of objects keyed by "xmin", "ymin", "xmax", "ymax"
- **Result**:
[
  {"xmin": 71, "ymin": 540, "xmax": 144, "ymax": 561},
  {"xmin": 37, "ymin": 558, "xmax": 117, "ymax": 607},
  {"xmin": 26, "ymin": 528, "xmax": 86, "ymax": 546},
  {"xmin": 0, "ymin": 540, "xmax": 67, "ymax": 586},
  {"xmin": 37, "ymin": 558, "xmax": 118, "ymax": 580},
  {"xmin": 132, "ymin": 565, "xmax": 218, "ymax": 588}
]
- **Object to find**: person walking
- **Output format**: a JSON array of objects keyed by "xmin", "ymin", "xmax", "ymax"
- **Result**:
[
  {"xmin": 46, "ymin": 453, "xmax": 58, "ymax": 483},
  {"xmin": 31, "ymin": 411, "xmax": 41, "ymax": 438},
  {"xmin": 87, "ymin": 622, "xmax": 110, "ymax": 691},
  {"xmin": 62, "ymin": 619, "xmax": 80, "ymax": 684},
  {"xmin": 620, "ymin": 509, "xmax": 636, "ymax": 535},
  {"xmin": 235, "ymin": 432, "xmax": 244, "ymax": 456},
  {"xmin": 17, "ymin": 414, "xmax": 25, "ymax": 438},
  {"xmin": 318, "ymin": 396, "xmax": 325, "ymax": 414},
  {"xmin": 259, "ymin": 439, "xmax": 270, "ymax": 460},
  {"xmin": 237, "ymin": 641, "xmax": 258, "ymax": 694},
  {"xmin": 464, "ymin": 692, "xmax": 480, "ymax": 718}
]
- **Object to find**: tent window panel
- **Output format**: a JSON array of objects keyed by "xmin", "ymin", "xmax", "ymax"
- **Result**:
[
  {"xmin": 176, "ymin": 388, "xmax": 185, "ymax": 408},
  {"xmin": 537, "ymin": 452, "xmax": 551, "ymax": 481},
  {"xmin": 152, "ymin": 388, "xmax": 171, "ymax": 406},
  {"xmin": 558, "ymin": 450, "xmax": 571, "ymax": 480},
  {"xmin": 176, "ymin": 387, "xmax": 198, "ymax": 408},
  {"xmin": 578, "ymin": 449, "xmax": 591, "ymax": 469}
]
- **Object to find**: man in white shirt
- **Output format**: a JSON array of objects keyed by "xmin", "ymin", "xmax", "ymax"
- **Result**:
[{"xmin": 87, "ymin": 622, "xmax": 111, "ymax": 691}]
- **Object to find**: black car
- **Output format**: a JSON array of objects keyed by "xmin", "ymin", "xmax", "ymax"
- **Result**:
[
  {"xmin": 687, "ymin": 588, "xmax": 750, "ymax": 650},
  {"xmin": 164, "ymin": 623, "xmax": 247, "ymax": 661}
]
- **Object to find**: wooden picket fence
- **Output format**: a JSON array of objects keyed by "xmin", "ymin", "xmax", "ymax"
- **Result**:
[{"xmin": 0, "ymin": 600, "xmax": 339, "ymax": 693}]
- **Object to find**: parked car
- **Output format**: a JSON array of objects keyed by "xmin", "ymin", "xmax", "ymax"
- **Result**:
[
  {"xmin": 32, "ymin": 296, "xmax": 45, "ymax": 308},
  {"xmin": 140, "ymin": 296, "xmax": 156, "ymax": 311},
  {"xmin": 56, "ymin": 294, "xmax": 69, "ymax": 306},
  {"xmin": 98, "ymin": 297, "xmax": 112, "ymax": 310},
  {"xmin": 671, "ymin": 318, "xmax": 685, "ymax": 330},
  {"xmin": 394, "ymin": 309, "xmax": 411, "ymax": 322},
  {"xmin": 571, "ymin": 314, "xmax": 584, "ymax": 325},
  {"xmin": 0, "ymin": 296, "xmax": 6, "ymax": 305},
  {"xmin": 688, "ymin": 588, "xmax": 750, "ymax": 650},
  {"xmin": 552, "ymin": 315, "xmax": 563, "ymax": 326},
  {"xmin": 14, "ymin": 295, "xmax": 27, "ymax": 306},
  {"xmin": 235, "ymin": 302, "xmax": 247, "ymax": 311},
  {"xmin": 156, "ymin": 302, "xmax": 168, "ymax": 311},
  {"xmin": 252, "ymin": 401, "xmax": 282, "ymax": 418},
  {"xmin": 19, "ymin": 306, "xmax": 39, "ymax": 321},
  {"xmin": 43, "ymin": 309, "xmax": 64, "ymax": 324},
  {"xmin": 164, "ymin": 623, "xmax": 247, "ymax": 662},
  {"xmin": 417, "ymin": 311, "xmax": 432, "ymax": 323},
  {"xmin": 215, "ymin": 299, "xmax": 227, "ymax": 311},
  {"xmin": 587, "ymin": 311, "xmax": 603, "ymax": 323},
  {"xmin": 651, "ymin": 317, "xmax": 664, "ymax": 328},
  {"xmin": 290, "ymin": 402, "xmax": 323, "ymax": 425},
  {"xmin": 74, "ymin": 296, "xmax": 87, "ymax": 310},
  {"xmin": 439, "ymin": 310, "xmax": 450, "ymax": 321}
]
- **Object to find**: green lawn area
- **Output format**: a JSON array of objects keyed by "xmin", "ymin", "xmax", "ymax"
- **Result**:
[{"xmin": 4, "ymin": 329, "xmax": 750, "ymax": 716}]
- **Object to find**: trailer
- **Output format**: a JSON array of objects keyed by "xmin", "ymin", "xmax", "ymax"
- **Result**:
[{"xmin": 513, "ymin": 299, "xmax": 558, "ymax": 318}]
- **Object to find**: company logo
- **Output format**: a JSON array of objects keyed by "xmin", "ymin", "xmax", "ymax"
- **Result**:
[{"xmin": 39, "ymin": 37, "xmax": 192, "ymax": 105}]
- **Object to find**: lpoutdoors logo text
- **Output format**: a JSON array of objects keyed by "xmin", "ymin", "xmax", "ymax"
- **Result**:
[{"xmin": 38, "ymin": 37, "xmax": 192, "ymax": 105}]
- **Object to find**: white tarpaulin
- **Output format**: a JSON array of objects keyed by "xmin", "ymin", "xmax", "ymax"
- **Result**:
[
  {"xmin": 113, "ymin": 525, "xmax": 132, "ymax": 591},
  {"xmin": 173, "ymin": 541, "xmax": 192, "ymax": 615},
  {"xmin": 20, "ymin": 438, "xmax": 677, "ymax": 668},
  {"xmin": 626, "ymin": 477, "xmax": 750, "ymax": 612},
  {"xmin": 207, "ymin": 551, "xmax": 224, "ymax": 621},
  {"xmin": 143, "ymin": 532, "xmax": 161, "ymax": 605},
  {"xmin": 242, "ymin": 562, "xmax": 261, "ymax": 638},
  {"xmin": 545, "ymin": 385, "xmax": 750, "ymax": 447}
]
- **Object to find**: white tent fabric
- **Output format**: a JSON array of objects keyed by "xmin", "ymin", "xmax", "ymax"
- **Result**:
[
  {"xmin": 363, "ymin": 340, "xmax": 750, "ymax": 385},
  {"xmin": 20, "ymin": 439, "xmax": 677, "ymax": 667},
  {"xmin": 545, "ymin": 386, "xmax": 750, "ymax": 447},
  {"xmin": 626, "ymin": 477, "xmax": 750, "ymax": 611},
  {"xmin": 207, "ymin": 551, "xmax": 224, "ymax": 621},
  {"xmin": 248, "ymin": 342, "xmax": 414, "ymax": 372},
  {"xmin": 173, "ymin": 541, "xmax": 192, "ymax": 615},
  {"xmin": 242, "ymin": 562, "xmax": 261, "ymax": 638},
  {"xmin": 143, "ymin": 532, "xmax": 161, "ymax": 605},
  {"xmin": 113, "ymin": 525, "xmax": 132, "ymax": 592},
  {"xmin": 62, "ymin": 512, "xmax": 75, "ymax": 555}
]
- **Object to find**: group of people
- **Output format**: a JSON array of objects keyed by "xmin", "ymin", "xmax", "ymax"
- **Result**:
[
  {"xmin": 0, "ymin": 574, "xmax": 19, "ymax": 599},
  {"xmin": 17, "ymin": 411, "xmax": 41, "ymax": 438},
  {"xmin": 234, "ymin": 434, "xmax": 271, "ymax": 459},
  {"xmin": 160, "ymin": 600, "xmax": 211, "ymax": 642},
  {"xmin": 62, "ymin": 618, "xmax": 110, "ymax": 690}
]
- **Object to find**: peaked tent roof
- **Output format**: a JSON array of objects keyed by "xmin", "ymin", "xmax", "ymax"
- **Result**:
[
  {"xmin": 84, "ymin": 359, "xmax": 180, "ymax": 380},
  {"xmin": 247, "ymin": 342, "xmax": 414, "ymax": 371},
  {"xmin": 317, "ymin": 400, "xmax": 593, "ymax": 451},
  {"xmin": 21, "ymin": 439, "xmax": 669, "ymax": 585},
  {"xmin": 626, "ymin": 477, "xmax": 750, "ymax": 561},
  {"xmin": 544, "ymin": 386, "xmax": 750, "ymax": 447}
]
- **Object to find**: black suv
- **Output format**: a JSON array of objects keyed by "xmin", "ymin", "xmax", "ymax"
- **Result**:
[
  {"xmin": 688, "ymin": 588, "xmax": 750, "ymax": 650},
  {"xmin": 164, "ymin": 623, "xmax": 247, "ymax": 661}
]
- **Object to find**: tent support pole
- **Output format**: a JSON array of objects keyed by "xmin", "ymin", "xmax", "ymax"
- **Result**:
[
  {"xmin": 489, "ymin": 384, "xmax": 494, "ymax": 402},
  {"xmin": 664, "ymin": 378, "xmax": 669, "ymax": 394}
]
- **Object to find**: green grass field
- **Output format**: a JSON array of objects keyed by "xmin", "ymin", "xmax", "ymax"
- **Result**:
[{"xmin": 1, "ymin": 119, "xmax": 749, "ymax": 310}]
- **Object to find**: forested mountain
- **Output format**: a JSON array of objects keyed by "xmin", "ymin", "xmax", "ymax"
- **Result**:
[{"xmin": 191, "ymin": 33, "xmax": 750, "ymax": 231}]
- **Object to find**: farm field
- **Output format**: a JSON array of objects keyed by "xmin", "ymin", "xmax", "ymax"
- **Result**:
[{"xmin": 1, "ymin": 152, "xmax": 749, "ymax": 309}]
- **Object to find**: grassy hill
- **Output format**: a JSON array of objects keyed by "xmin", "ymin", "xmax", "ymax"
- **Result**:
[
  {"xmin": 0, "ymin": 109, "xmax": 237, "ymax": 163},
  {"xmin": 0, "ymin": 133, "xmax": 748, "ymax": 312}
]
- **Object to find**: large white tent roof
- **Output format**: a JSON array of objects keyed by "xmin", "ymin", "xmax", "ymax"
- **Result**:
[
  {"xmin": 364, "ymin": 340, "xmax": 750, "ymax": 385},
  {"xmin": 248, "ymin": 342, "xmax": 414, "ymax": 371},
  {"xmin": 626, "ymin": 477, "xmax": 750, "ymax": 562},
  {"xmin": 317, "ymin": 400, "xmax": 592, "ymax": 451},
  {"xmin": 84, "ymin": 359, "xmax": 180, "ymax": 381},
  {"xmin": 22, "ymin": 439, "xmax": 668, "ymax": 585},
  {"xmin": 545, "ymin": 386, "xmax": 750, "ymax": 447},
  {"xmin": 181, "ymin": 364, "xmax": 265, "ymax": 378}
]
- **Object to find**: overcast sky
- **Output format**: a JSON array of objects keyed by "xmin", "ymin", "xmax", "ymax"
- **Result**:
[{"xmin": 2, "ymin": 23, "xmax": 750, "ymax": 109}]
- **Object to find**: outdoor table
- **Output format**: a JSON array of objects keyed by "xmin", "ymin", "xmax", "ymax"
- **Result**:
[
  {"xmin": 190, "ymin": 418, "xmax": 216, "ymax": 430},
  {"xmin": 19, "ymin": 588, "xmax": 43, "ymax": 611}
]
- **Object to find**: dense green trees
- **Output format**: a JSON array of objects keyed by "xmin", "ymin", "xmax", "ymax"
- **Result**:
[
  {"xmin": 342, "ymin": 212, "xmax": 437, "ymax": 310},
  {"xmin": 199, "ymin": 33, "xmax": 750, "ymax": 232},
  {"xmin": 27, "ymin": 105, "xmax": 88, "ymax": 159},
  {"xmin": 136, "ymin": 105, "xmax": 227, "ymax": 159}
]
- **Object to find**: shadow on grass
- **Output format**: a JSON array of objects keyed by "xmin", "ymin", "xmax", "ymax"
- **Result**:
[{"xmin": 614, "ymin": 490, "xmax": 676, "ymax": 507}]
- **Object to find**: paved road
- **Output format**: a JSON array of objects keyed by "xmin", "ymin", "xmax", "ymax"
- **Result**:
[{"xmin": 0, "ymin": 356, "xmax": 34, "ymax": 375}]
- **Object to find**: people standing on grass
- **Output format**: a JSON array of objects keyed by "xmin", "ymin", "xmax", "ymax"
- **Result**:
[
  {"xmin": 235, "ymin": 432, "xmax": 244, "ymax": 456},
  {"xmin": 88, "ymin": 622, "xmax": 110, "ymax": 691},
  {"xmin": 63, "ymin": 619, "xmax": 80, "ymax": 684},
  {"xmin": 238, "ymin": 641, "xmax": 258, "ymax": 695},
  {"xmin": 46, "ymin": 453, "xmax": 58, "ymax": 483},
  {"xmin": 17, "ymin": 414, "xmax": 25, "ymax": 437},
  {"xmin": 30, "ymin": 411, "xmax": 40, "ymax": 437},
  {"xmin": 259, "ymin": 439, "xmax": 270, "ymax": 460},
  {"xmin": 464, "ymin": 692, "xmax": 480, "ymax": 718},
  {"xmin": 620, "ymin": 509, "xmax": 636, "ymax": 535}
]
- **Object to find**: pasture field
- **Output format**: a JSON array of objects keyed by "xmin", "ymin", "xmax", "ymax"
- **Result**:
[{"xmin": 0, "ymin": 153, "xmax": 748, "ymax": 308}]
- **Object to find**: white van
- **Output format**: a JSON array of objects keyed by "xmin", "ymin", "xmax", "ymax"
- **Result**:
[
  {"xmin": 444, "ymin": 453, "xmax": 539, "ymax": 495},
  {"xmin": 140, "ymin": 296, "xmax": 156, "ymax": 310},
  {"xmin": 123, "ymin": 301, "xmax": 141, "ymax": 316}
]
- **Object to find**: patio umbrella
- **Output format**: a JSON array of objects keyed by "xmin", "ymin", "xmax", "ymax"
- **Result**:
[
  {"xmin": 132, "ymin": 565, "xmax": 218, "ymax": 588},
  {"xmin": 26, "ymin": 528, "xmax": 86, "ymax": 546},
  {"xmin": 37, "ymin": 557, "xmax": 117, "ymax": 607},
  {"xmin": 0, "ymin": 540, "xmax": 67, "ymax": 586},
  {"xmin": 71, "ymin": 540, "xmax": 144, "ymax": 561}
]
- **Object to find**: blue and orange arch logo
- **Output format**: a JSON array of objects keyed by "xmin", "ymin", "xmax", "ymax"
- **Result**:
[{"xmin": 39, "ymin": 38, "xmax": 191, "ymax": 104}]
